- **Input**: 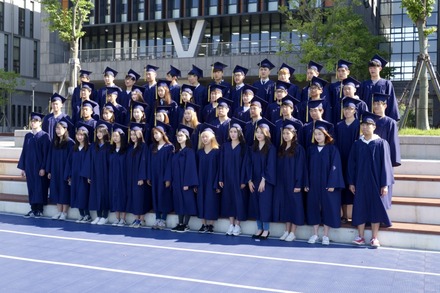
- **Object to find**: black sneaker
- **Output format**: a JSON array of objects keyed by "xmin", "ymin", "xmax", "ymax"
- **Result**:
[
  {"xmin": 171, "ymin": 224, "xmax": 182, "ymax": 232},
  {"xmin": 23, "ymin": 211, "xmax": 35, "ymax": 218},
  {"xmin": 198, "ymin": 224, "xmax": 207, "ymax": 233},
  {"xmin": 176, "ymin": 224, "xmax": 187, "ymax": 233},
  {"xmin": 207, "ymin": 225, "xmax": 214, "ymax": 233},
  {"xmin": 34, "ymin": 211, "xmax": 42, "ymax": 218}
]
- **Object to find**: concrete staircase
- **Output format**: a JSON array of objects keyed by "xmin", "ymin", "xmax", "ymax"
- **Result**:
[{"xmin": 1, "ymin": 137, "xmax": 439, "ymax": 251}]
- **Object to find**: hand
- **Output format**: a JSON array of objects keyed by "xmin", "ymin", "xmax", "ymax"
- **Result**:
[
  {"xmin": 248, "ymin": 181, "xmax": 255, "ymax": 193},
  {"xmin": 240, "ymin": 184, "xmax": 246, "ymax": 189},
  {"xmin": 67, "ymin": 178, "xmax": 71, "ymax": 186},
  {"xmin": 258, "ymin": 180, "xmax": 265, "ymax": 192},
  {"xmin": 381, "ymin": 186, "xmax": 388, "ymax": 196},
  {"xmin": 21, "ymin": 170, "xmax": 26, "ymax": 177},
  {"xmin": 183, "ymin": 186, "xmax": 189, "ymax": 191},
  {"xmin": 293, "ymin": 188, "xmax": 301, "ymax": 193},
  {"xmin": 304, "ymin": 187, "xmax": 309, "ymax": 192},
  {"xmin": 137, "ymin": 180, "xmax": 144, "ymax": 186},
  {"xmin": 193, "ymin": 187, "xmax": 198, "ymax": 193},
  {"xmin": 47, "ymin": 173, "xmax": 51, "ymax": 179},
  {"xmin": 146, "ymin": 180, "xmax": 151, "ymax": 186},
  {"xmin": 87, "ymin": 178, "xmax": 91, "ymax": 184},
  {"xmin": 215, "ymin": 189, "xmax": 221, "ymax": 193},
  {"xmin": 349, "ymin": 185, "xmax": 355, "ymax": 194},
  {"xmin": 39, "ymin": 169, "xmax": 45, "ymax": 176},
  {"xmin": 165, "ymin": 181, "xmax": 171, "ymax": 188},
  {"xmin": 219, "ymin": 182, "xmax": 224, "ymax": 188},
  {"xmin": 327, "ymin": 187, "xmax": 335, "ymax": 192}
]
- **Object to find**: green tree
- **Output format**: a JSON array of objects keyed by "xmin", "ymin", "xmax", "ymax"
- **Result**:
[
  {"xmin": 40, "ymin": 0, "xmax": 94, "ymax": 112},
  {"xmin": 279, "ymin": 0, "xmax": 387, "ymax": 80},
  {"xmin": 0, "ymin": 69, "xmax": 24, "ymax": 130},
  {"xmin": 401, "ymin": 0, "xmax": 437, "ymax": 130}
]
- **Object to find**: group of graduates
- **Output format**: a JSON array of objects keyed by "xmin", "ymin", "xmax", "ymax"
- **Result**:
[{"xmin": 18, "ymin": 54, "xmax": 401, "ymax": 247}]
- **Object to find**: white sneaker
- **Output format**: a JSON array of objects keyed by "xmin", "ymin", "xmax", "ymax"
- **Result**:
[
  {"xmin": 112, "ymin": 219, "xmax": 120, "ymax": 226},
  {"xmin": 232, "ymin": 225, "xmax": 242, "ymax": 236},
  {"xmin": 226, "ymin": 224, "xmax": 234, "ymax": 235},
  {"xmin": 91, "ymin": 217, "xmax": 101, "ymax": 225},
  {"xmin": 322, "ymin": 236, "xmax": 330, "ymax": 245},
  {"xmin": 285, "ymin": 232, "xmax": 296, "ymax": 242},
  {"xmin": 117, "ymin": 219, "xmax": 126, "ymax": 227},
  {"xmin": 308, "ymin": 234, "xmax": 319, "ymax": 244},
  {"xmin": 59, "ymin": 212, "xmax": 67, "ymax": 220},
  {"xmin": 279, "ymin": 231, "xmax": 289, "ymax": 241},
  {"xmin": 51, "ymin": 212, "xmax": 61, "ymax": 220},
  {"xmin": 370, "ymin": 238, "xmax": 381, "ymax": 247},
  {"xmin": 158, "ymin": 219, "xmax": 166, "ymax": 229},
  {"xmin": 97, "ymin": 217, "xmax": 108, "ymax": 225},
  {"xmin": 76, "ymin": 216, "xmax": 84, "ymax": 223}
]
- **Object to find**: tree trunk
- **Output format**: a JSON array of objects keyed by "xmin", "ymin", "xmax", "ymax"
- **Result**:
[
  {"xmin": 416, "ymin": 20, "xmax": 430, "ymax": 130},
  {"xmin": 68, "ymin": 40, "xmax": 80, "ymax": 116}
]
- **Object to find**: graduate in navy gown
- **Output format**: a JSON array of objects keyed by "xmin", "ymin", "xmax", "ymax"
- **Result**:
[
  {"xmin": 177, "ymin": 84, "xmax": 197, "ymax": 123},
  {"xmin": 335, "ymin": 98, "xmax": 361, "ymax": 223},
  {"xmin": 274, "ymin": 95, "xmax": 303, "ymax": 148},
  {"xmin": 18, "ymin": 113, "xmax": 50, "ymax": 218},
  {"xmin": 42, "ymin": 93, "xmax": 69, "ymax": 141},
  {"xmin": 252, "ymin": 58, "xmax": 276, "ymax": 103},
  {"xmin": 147, "ymin": 122, "xmax": 175, "ymax": 230},
  {"xmin": 274, "ymin": 120, "xmax": 306, "ymax": 242},
  {"xmin": 372, "ymin": 93, "xmax": 402, "ymax": 167},
  {"xmin": 180, "ymin": 102, "xmax": 202, "ymax": 149},
  {"xmin": 108, "ymin": 123, "xmax": 128, "ymax": 226},
  {"xmin": 155, "ymin": 79, "xmax": 179, "ymax": 131},
  {"xmin": 359, "ymin": 54, "xmax": 400, "ymax": 121},
  {"xmin": 83, "ymin": 121, "xmax": 111, "ymax": 225},
  {"xmin": 209, "ymin": 97, "xmax": 232, "ymax": 145},
  {"xmin": 328, "ymin": 59, "xmax": 353, "ymax": 110},
  {"xmin": 230, "ymin": 65, "xmax": 248, "ymax": 112},
  {"xmin": 96, "ymin": 67, "xmax": 121, "ymax": 108},
  {"xmin": 166, "ymin": 65, "xmax": 182, "ymax": 103},
  {"xmin": 219, "ymin": 118, "xmax": 249, "ymax": 236},
  {"xmin": 76, "ymin": 100, "xmax": 98, "ymax": 140},
  {"xmin": 169, "ymin": 125, "xmax": 199, "ymax": 232},
  {"xmin": 202, "ymin": 84, "xmax": 227, "ymax": 123},
  {"xmin": 208, "ymin": 62, "xmax": 232, "ymax": 100},
  {"xmin": 265, "ymin": 80, "xmax": 290, "ymax": 123},
  {"xmin": 300, "ymin": 61, "xmax": 329, "ymax": 102},
  {"xmin": 143, "ymin": 64, "xmax": 159, "ymax": 108},
  {"xmin": 298, "ymin": 76, "xmax": 332, "ymax": 124},
  {"xmin": 47, "ymin": 117, "xmax": 75, "ymax": 220},
  {"xmin": 302, "ymin": 99, "xmax": 334, "ymax": 151},
  {"xmin": 118, "ymin": 69, "xmax": 141, "ymax": 110},
  {"xmin": 277, "ymin": 63, "xmax": 301, "ymax": 103},
  {"xmin": 243, "ymin": 96, "xmax": 268, "ymax": 147},
  {"xmin": 348, "ymin": 112, "xmax": 394, "ymax": 247},
  {"xmin": 72, "ymin": 81, "xmax": 100, "ymax": 125},
  {"xmin": 195, "ymin": 124, "xmax": 221, "ymax": 233},
  {"xmin": 130, "ymin": 100, "xmax": 152, "ymax": 145},
  {"xmin": 245, "ymin": 118, "xmax": 276, "ymax": 240},
  {"xmin": 305, "ymin": 120, "xmax": 345, "ymax": 245},
  {"xmin": 64, "ymin": 123, "xmax": 93, "ymax": 223},
  {"xmin": 105, "ymin": 87, "xmax": 128, "ymax": 125},
  {"xmin": 71, "ymin": 70, "xmax": 96, "ymax": 119},
  {"xmin": 187, "ymin": 65, "xmax": 208, "ymax": 108},
  {"xmin": 233, "ymin": 84, "xmax": 256, "ymax": 123},
  {"xmin": 332, "ymin": 77, "xmax": 368, "ymax": 125},
  {"xmin": 126, "ymin": 123, "xmax": 150, "ymax": 228}
]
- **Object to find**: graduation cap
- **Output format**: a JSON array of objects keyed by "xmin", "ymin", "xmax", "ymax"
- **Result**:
[
  {"xmin": 242, "ymin": 84, "xmax": 258, "ymax": 96},
  {"xmin": 342, "ymin": 77, "xmax": 361, "ymax": 88},
  {"xmin": 369, "ymin": 54, "xmax": 388, "ymax": 67},
  {"xmin": 103, "ymin": 66, "xmax": 118, "ymax": 77},
  {"xmin": 181, "ymin": 84, "xmax": 196, "ymax": 95},
  {"xmin": 82, "ymin": 99, "xmax": 98, "ymax": 109},
  {"xmin": 106, "ymin": 87, "xmax": 121, "ymax": 96},
  {"xmin": 50, "ymin": 93, "xmax": 66, "ymax": 104},
  {"xmin": 361, "ymin": 111, "xmax": 381, "ymax": 124},
  {"xmin": 250, "ymin": 95, "xmax": 268, "ymax": 112},
  {"xmin": 167, "ymin": 65, "xmax": 181, "ymax": 78},
  {"xmin": 314, "ymin": 120, "xmax": 333, "ymax": 132},
  {"xmin": 275, "ymin": 80, "xmax": 291, "ymax": 91},
  {"xmin": 79, "ymin": 70, "xmax": 92, "ymax": 78},
  {"xmin": 281, "ymin": 95, "xmax": 300, "ymax": 108},
  {"xmin": 126, "ymin": 69, "xmax": 141, "ymax": 81},
  {"xmin": 211, "ymin": 62, "xmax": 228, "ymax": 72},
  {"xmin": 145, "ymin": 64, "xmax": 159, "ymax": 72},
  {"xmin": 282, "ymin": 119, "xmax": 299, "ymax": 131},
  {"xmin": 58, "ymin": 116, "xmax": 74, "ymax": 131},
  {"xmin": 199, "ymin": 122, "xmax": 218, "ymax": 135},
  {"xmin": 229, "ymin": 117, "xmax": 246, "ymax": 131},
  {"xmin": 177, "ymin": 124, "xmax": 194, "ymax": 137},
  {"xmin": 337, "ymin": 59, "xmax": 352, "ymax": 69},
  {"xmin": 188, "ymin": 64, "xmax": 203, "ymax": 78},
  {"xmin": 308, "ymin": 99, "xmax": 324, "ymax": 109},
  {"xmin": 130, "ymin": 122, "xmax": 145, "ymax": 132},
  {"xmin": 131, "ymin": 100, "xmax": 148, "ymax": 112},
  {"xmin": 155, "ymin": 120, "xmax": 172, "ymax": 135},
  {"xmin": 81, "ymin": 81, "xmax": 95, "ymax": 91},
  {"xmin": 132, "ymin": 85, "xmax": 146, "ymax": 94},
  {"xmin": 279, "ymin": 63, "xmax": 295, "ymax": 75},
  {"xmin": 233, "ymin": 65, "xmax": 248, "ymax": 75},
  {"xmin": 217, "ymin": 97, "xmax": 233, "ymax": 109},
  {"xmin": 258, "ymin": 58, "xmax": 275, "ymax": 70},
  {"xmin": 310, "ymin": 76, "xmax": 328, "ymax": 89},
  {"xmin": 112, "ymin": 123, "xmax": 128, "ymax": 136},
  {"xmin": 76, "ymin": 122, "xmax": 94, "ymax": 135},
  {"xmin": 308, "ymin": 61, "xmax": 323, "ymax": 73},
  {"xmin": 96, "ymin": 120, "xmax": 112, "ymax": 130},
  {"xmin": 372, "ymin": 92, "xmax": 390, "ymax": 103},
  {"xmin": 256, "ymin": 117, "xmax": 275, "ymax": 135},
  {"xmin": 343, "ymin": 97, "xmax": 362, "ymax": 109},
  {"xmin": 103, "ymin": 102, "xmax": 117, "ymax": 113},
  {"xmin": 157, "ymin": 79, "xmax": 171, "ymax": 88},
  {"xmin": 209, "ymin": 83, "xmax": 227, "ymax": 92},
  {"xmin": 156, "ymin": 105, "xmax": 171, "ymax": 115},
  {"xmin": 185, "ymin": 102, "xmax": 201, "ymax": 113}
]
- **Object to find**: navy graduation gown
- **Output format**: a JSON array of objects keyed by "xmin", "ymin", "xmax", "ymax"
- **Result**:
[
  {"xmin": 209, "ymin": 80, "xmax": 232, "ymax": 100},
  {"xmin": 201, "ymin": 103, "xmax": 217, "ymax": 124},
  {"xmin": 97, "ymin": 85, "xmax": 122, "ymax": 108},
  {"xmin": 170, "ymin": 84, "xmax": 181, "ymax": 103},
  {"xmin": 17, "ymin": 130, "xmax": 51, "ymax": 205},
  {"xmin": 244, "ymin": 120, "xmax": 259, "ymax": 147},
  {"xmin": 84, "ymin": 143, "xmax": 110, "ymax": 211},
  {"xmin": 252, "ymin": 80, "xmax": 275, "ymax": 103},
  {"xmin": 193, "ymin": 84, "xmax": 208, "ymax": 108},
  {"xmin": 108, "ymin": 149, "xmax": 127, "ymax": 212},
  {"xmin": 169, "ymin": 147, "xmax": 198, "ymax": 216},
  {"xmin": 47, "ymin": 138, "xmax": 74, "ymax": 205},
  {"xmin": 147, "ymin": 143, "xmax": 174, "ymax": 214},
  {"xmin": 265, "ymin": 102, "xmax": 283, "ymax": 124},
  {"xmin": 332, "ymin": 97, "xmax": 368, "ymax": 125},
  {"xmin": 298, "ymin": 98, "xmax": 332, "ymax": 124},
  {"xmin": 233, "ymin": 106, "xmax": 251, "ymax": 122},
  {"xmin": 230, "ymin": 85, "xmax": 244, "ymax": 113},
  {"xmin": 219, "ymin": 142, "xmax": 248, "ymax": 221},
  {"xmin": 347, "ymin": 137, "xmax": 394, "ymax": 227},
  {"xmin": 42, "ymin": 113, "xmax": 69, "ymax": 141},
  {"xmin": 274, "ymin": 118, "xmax": 304, "ymax": 148},
  {"xmin": 359, "ymin": 78, "xmax": 400, "ymax": 121},
  {"xmin": 117, "ymin": 90, "xmax": 131, "ymax": 110},
  {"xmin": 64, "ymin": 146, "xmax": 90, "ymax": 210},
  {"xmin": 273, "ymin": 144, "xmax": 306, "ymax": 224},
  {"xmin": 305, "ymin": 144, "xmax": 345, "ymax": 228},
  {"xmin": 374, "ymin": 116, "xmax": 401, "ymax": 167},
  {"xmin": 143, "ymin": 83, "xmax": 157, "ymax": 109},
  {"xmin": 209, "ymin": 117, "xmax": 231, "ymax": 146},
  {"xmin": 245, "ymin": 144, "xmax": 276, "ymax": 222},
  {"xmin": 302, "ymin": 120, "xmax": 335, "ymax": 151},
  {"xmin": 196, "ymin": 148, "xmax": 221, "ymax": 220}
]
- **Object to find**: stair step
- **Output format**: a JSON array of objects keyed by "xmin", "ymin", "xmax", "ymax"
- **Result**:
[
  {"xmin": 394, "ymin": 174, "xmax": 440, "ymax": 182},
  {"xmin": 0, "ymin": 175, "xmax": 26, "ymax": 182},
  {"xmin": 389, "ymin": 197, "xmax": 440, "ymax": 225},
  {"xmin": 396, "ymin": 159, "xmax": 440, "ymax": 176},
  {"xmin": 0, "ymin": 193, "xmax": 27, "ymax": 203},
  {"xmin": 393, "ymin": 196, "xmax": 440, "ymax": 207}
]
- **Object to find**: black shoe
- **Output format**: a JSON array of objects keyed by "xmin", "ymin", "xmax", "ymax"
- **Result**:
[
  {"xmin": 171, "ymin": 224, "xmax": 182, "ymax": 232},
  {"xmin": 259, "ymin": 231, "xmax": 270, "ymax": 240},
  {"xmin": 34, "ymin": 211, "xmax": 42, "ymax": 218},
  {"xmin": 207, "ymin": 225, "xmax": 214, "ymax": 233},
  {"xmin": 176, "ymin": 224, "xmax": 187, "ymax": 233},
  {"xmin": 341, "ymin": 217, "xmax": 348, "ymax": 224},
  {"xmin": 23, "ymin": 211, "xmax": 35, "ymax": 218},
  {"xmin": 252, "ymin": 231, "xmax": 263, "ymax": 239},
  {"xmin": 198, "ymin": 224, "xmax": 207, "ymax": 233}
]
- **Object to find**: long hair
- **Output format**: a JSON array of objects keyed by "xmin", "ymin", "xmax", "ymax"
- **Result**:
[
  {"xmin": 131, "ymin": 92, "xmax": 145, "ymax": 103},
  {"xmin": 198, "ymin": 130, "xmax": 219, "ymax": 150},
  {"xmin": 228, "ymin": 126, "xmax": 247, "ymax": 158},
  {"xmin": 53, "ymin": 124, "xmax": 70, "ymax": 149},
  {"xmin": 174, "ymin": 131, "xmax": 193, "ymax": 152},
  {"xmin": 73, "ymin": 129, "xmax": 89, "ymax": 152},
  {"xmin": 314, "ymin": 128, "xmax": 334, "ymax": 145},
  {"xmin": 181, "ymin": 108, "xmax": 200, "ymax": 128},
  {"xmin": 252, "ymin": 126, "xmax": 271, "ymax": 155},
  {"xmin": 278, "ymin": 127, "xmax": 298, "ymax": 157},
  {"xmin": 156, "ymin": 111, "xmax": 170, "ymax": 125},
  {"xmin": 102, "ymin": 108, "xmax": 115, "ymax": 123},
  {"xmin": 110, "ymin": 131, "xmax": 127, "ymax": 154},
  {"xmin": 94, "ymin": 126, "xmax": 110, "ymax": 151},
  {"xmin": 156, "ymin": 86, "xmax": 172, "ymax": 106},
  {"xmin": 129, "ymin": 129, "xmax": 145, "ymax": 157},
  {"xmin": 131, "ymin": 108, "xmax": 146, "ymax": 123},
  {"xmin": 151, "ymin": 127, "xmax": 171, "ymax": 153}
]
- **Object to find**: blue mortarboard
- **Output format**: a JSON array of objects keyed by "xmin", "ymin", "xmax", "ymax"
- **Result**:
[
  {"xmin": 58, "ymin": 116, "xmax": 74, "ymax": 130},
  {"xmin": 156, "ymin": 105, "xmax": 171, "ymax": 114},
  {"xmin": 103, "ymin": 66, "xmax": 118, "ymax": 77},
  {"xmin": 275, "ymin": 80, "xmax": 291, "ymax": 91},
  {"xmin": 369, "ymin": 54, "xmax": 388, "ymax": 67},
  {"xmin": 372, "ymin": 92, "xmax": 390, "ymax": 103},
  {"xmin": 132, "ymin": 85, "xmax": 146, "ymax": 94},
  {"xmin": 342, "ymin": 77, "xmax": 361, "ymax": 88},
  {"xmin": 50, "ymin": 93, "xmax": 66, "ymax": 103},
  {"xmin": 130, "ymin": 122, "xmax": 145, "ymax": 132},
  {"xmin": 126, "ymin": 69, "xmax": 141, "ymax": 81},
  {"xmin": 210, "ymin": 84, "xmax": 227, "ymax": 92},
  {"xmin": 308, "ymin": 99, "xmax": 324, "ymax": 109},
  {"xmin": 177, "ymin": 124, "xmax": 194, "ymax": 137},
  {"xmin": 279, "ymin": 63, "xmax": 295, "ymax": 75},
  {"xmin": 308, "ymin": 61, "xmax": 323, "ymax": 73},
  {"xmin": 185, "ymin": 102, "xmax": 201, "ymax": 113},
  {"xmin": 145, "ymin": 64, "xmax": 159, "ymax": 72},
  {"xmin": 181, "ymin": 84, "xmax": 196, "ymax": 95},
  {"xmin": 106, "ymin": 87, "xmax": 121, "ymax": 96},
  {"xmin": 81, "ymin": 81, "xmax": 95, "ymax": 91},
  {"xmin": 217, "ymin": 97, "xmax": 233, "ymax": 109},
  {"xmin": 199, "ymin": 122, "xmax": 218, "ymax": 135},
  {"xmin": 337, "ymin": 59, "xmax": 353, "ymax": 69},
  {"xmin": 79, "ymin": 70, "xmax": 92, "ymax": 77},
  {"xmin": 103, "ymin": 102, "xmax": 117, "ymax": 112},
  {"xmin": 242, "ymin": 84, "xmax": 258, "ymax": 96},
  {"xmin": 283, "ymin": 120, "xmax": 299, "ymax": 131},
  {"xmin": 188, "ymin": 64, "xmax": 203, "ymax": 78},
  {"xmin": 310, "ymin": 76, "xmax": 328, "ymax": 89},
  {"xmin": 314, "ymin": 120, "xmax": 333, "ymax": 132},
  {"xmin": 96, "ymin": 120, "xmax": 112, "ymax": 130},
  {"xmin": 167, "ymin": 65, "xmax": 181, "ymax": 77},
  {"xmin": 343, "ymin": 97, "xmax": 362, "ymax": 109},
  {"xmin": 131, "ymin": 100, "xmax": 148, "ymax": 112},
  {"xmin": 112, "ymin": 123, "xmax": 128, "ymax": 136},
  {"xmin": 281, "ymin": 95, "xmax": 300, "ymax": 108},
  {"xmin": 233, "ymin": 65, "xmax": 248, "ymax": 75},
  {"xmin": 361, "ymin": 111, "xmax": 381, "ymax": 124},
  {"xmin": 211, "ymin": 62, "xmax": 228, "ymax": 72},
  {"xmin": 258, "ymin": 58, "xmax": 275, "ymax": 70},
  {"xmin": 256, "ymin": 117, "xmax": 275, "ymax": 134},
  {"xmin": 76, "ymin": 122, "xmax": 94, "ymax": 135},
  {"xmin": 82, "ymin": 99, "xmax": 98, "ymax": 109},
  {"xmin": 229, "ymin": 117, "xmax": 246, "ymax": 131},
  {"xmin": 157, "ymin": 79, "xmax": 171, "ymax": 88},
  {"xmin": 155, "ymin": 120, "xmax": 172, "ymax": 135},
  {"xmin": 250, "ymin": 95, "xmax": 268, "ymax": 111}
]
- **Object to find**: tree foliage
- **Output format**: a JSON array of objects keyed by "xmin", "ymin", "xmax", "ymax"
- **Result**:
[
  {"xmin": 402, "ymin": 0, "xmax": 437, "ymax": 36},
  {"xmin": 0, "ymin": 69, "xmax": 23, "ymax": 106},
  {"xmin": 279, "ymin": 0, "xmax": 387, "ymax": 80}
]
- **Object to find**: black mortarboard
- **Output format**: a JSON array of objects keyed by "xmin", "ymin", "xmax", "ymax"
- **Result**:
[
  {"xmin": 79, "ymin": 70, "xmax": 92, "ymax": 77},
  {"xmin": 188, "ymin": 64, "xmax": 203, "ymax": 78},
  {"xmin": 308, "ymin": 60, "xmax": 323, "ymax": 73},
  {"xmin": 126, "ymin": 69, "xmax": 141, "ymax": 81},
  {"xmin": 112, "ymin": 123, "xmax": 128, "ymax": 136},
  {"xmin": 314, "ymin": 120, "xmax": 333, "ymax": 132},
  {"xmin": 130, "ymin": 122, "xmax": 145, "ymax": 132},
  {"xmin": 217, "ymin": 97, "xmax": 233, "ymax": 109},
  {"xmin": 211, "ymin": 62, "xmax": 228, "ymax": 72},
  {"xmin": 81, "ymin": 81, "xmax": 94, "ymax": 91},
  {"xmin": 282, "ymin": 119, "xmax": 299, "ymax": 131},
  {"xmin": 181, "ymin": 84, "xmax": 196, "ymax": 95},
  {"xmin": 258, "ymin": 58, "xmax": 275, "ymax": 70},
  {"xmin": 209, "ymin": 84, "xmax": 227, "ymax": 92},
  {"xmin": 131, "ymin": 100, "xmax": 148, "ymax": 112},
  {"xmin": 132, "ymin": 85, "xmax": 146, "ymax": 94},
  {"xmin": 76, "ymin": 122, "xmax": 94, "ymax": 135},
  {"xmin": 361, "ymin": 111, "xmax": 381, "ymax": 124},
  {"xmin": 256, "ymin": 117, "xmax": 275, "ymax": 135},
  {"xmin": 145, "ymin": 64, "xmax": 159, "ymax": 72},
  {"xmin": 372, "ymin": 92, "xmax": 390, "ymax": 103},
  {"xmin": 279, "ymin": 63, "xmax": 295, "ymax": 75},
  {"xmin": 310, "ymin": 76, "xmax": 328, "ymax": 89},
  {"xmin": 308, "ymin": 99, "xmax": 324, "ymax": 109},
  {"xmin": 177, "ymin": 124, "xmax": 194, "ymax": 137},
  {"xmin": 342, "ymin": 77, "xmax": 361, "ymax": 88},
  {"xmin": 103, "ymin": 102, "xmax": 117, "ymax": 112},
  {"xmin": 185, "ymin": 102, "xmax": 201, "ymax": 113},
  {"xmin": 199, "ymin": 122, "xmax": 218, "ymax": 135},
  {"xmin": 343, "ymin": 97, "xmax": 362, "ymax": 109},
  {"xmin": 155, "ymin": 120, "xmax": 172, "ymax": 135},
  {"xmin": 250, "ymin": 95, "xmax": 268, "ymax": 111},
  {"xmin": 106, "ymin": 87, "xmax": 121, "ymax": 96},
  {"xmin": 50, "ymin": 93, "xmax": 66, "ymax": 103},
  {"xmin": 281, "ymin": 95, "xmax": 300, "ymax": 108},
  {"xmin": 337, "ymin": 59, "xmax": 352, "ymax": 69},
  {"xmin": 275, "ymin": 80, "xmax": 291, "ymax": 91},
  {"xmin": 103, "ymin": 66, "xmax": 118, "ymax": 77},
  {"xmin": 82, "ymin": 100, "xmax": 98, "ymax": 109},
  {"xmin": 229, "ymin": 117, "xmax": 246, "ymax": 131},
  {"xmin": 233, "ymin": 65, "xmax": 248, "ymax": 75},
  {"xmin": 157, "ymin": 79, "xmax": 171, "ymax": 88},
  {"xmin": 167, "ymin": 65, "xmax": 181, "ymax": 77},
  {"xmin": 242, "ymin": 84, "xmax": 258, "ymax": 96},
  {"xmin": 369, "ymin": 54, "xmax": 388, "ymax": 67},
  {"xmin": 58, "ymin": 116, "xmax": 74, "ymax": 129},
  {"xmin": 96, "ymin": 120, "xmax": 112, "ymax": 130}
]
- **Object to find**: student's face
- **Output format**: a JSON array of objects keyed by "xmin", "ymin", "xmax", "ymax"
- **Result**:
[
  {"xmin": 184, "ymin": 110, "xmax": 193, "ymax": 122},
  {"xmin": 306, "ymin": 69, "xmax": 318, "ymax": 81},
  {"xmin": 132, "ymin": 108, "xmax": 144, "ymax": 121},
  {"xmin": 255, "ymin": 127, "xmax": 266, "ymax": 142},
  {"xmin": 112, "ymin": 131, "xmax": 121, "ymax": 143},
  {"xmin": 337, "ymin": 68, "xmax": 350, "ymax": 80},
  {"xmin": 343, "ymin": 107, "xmax": 356, "ymax": 119},
  {"xmin": 96, "ymin": 129, "xmax": 105, "ymax": 140},
  {"xmin": 210, "ymin": 90, "xmax": 222, "ymax": 102},
  {"xmin": 82, "ymin": 107, "xmax": 92, "ymax": 118},
  {"xmin": 309, "ymin": 108, "xmax": 323, "ymax": 120},
  {"xmin": 130, "ymin": 130, "xmax": 137, "ymax": 143},
  {"xmin": 153, "ymin": 129, "xmax": 164, "ymax": 142},
  {"xmin": 278, "ymin": 72, "xmax": 290, "ymax": 82},
  {"xmin": 373, "ymin": 101, "xmax": 387, "ymax": 115},
  {"xmin": 166, "ymin": 73, "xmax": 173, "ymax": 82},
  {"xmin": 343, "ymin": 85, "xmax": 356, "ymax": 98},
  {"xmin": 157, "ymin": 86, "xmax": 166, "ymax": 98},
  {"xmin": 55, "ymin": 124, "xmax": 67, "ymax": 137},
  {"xmin": 80, "ymin": 88, "xmax": 91, "ymax": 99},
  {"xmin": 361, "ymin": 122, "xmax": 376, "ymax": 135},
  {"xmin": 187, "ymin": 74, "xmax": 197, "ymax": 85},
  {"xmin": 229, "ymin": 127, "xmax": 239, "ymax": 141},
  {"xmin": 80, "ymin": 76, "xmax": 90, "ymax": 83},
  {"xmin": 282, "ymin": 128, "xmax": 295, "ymax": 143},
  {"xmin": 125, "ymin": 76, "xmax": 135, "ymax": 87},
  {"xmin": 213, "ymin": 70, "xmax": 223, "ymax": 81},
  {"xmin": 314, "ymin": 129, "xmax": 326, "ymax": 144},
  {"xmin": 51, "ymin": 100, "xmax": 62, "ymax": 112},
  {"xmin": 309, "ymin": 85, "xmax": 322, "ymax": 98},
  {"xmin": 217, "ymin": 106, "xmax": 228, "ymax": 117},
  {"xmin": 145, "ymin": 71, "xmax": 156, "ymax": 82},
  {"xmin": 76, "ymin": 131, "xmax": 85, "ymax": 143},
  {"xmin": 234, "ymin": 72, "xmax": 245, "ymax": 84},
  {"xmin": 275, "ymin": 89, "xmax": 286, "ymax": 100},
  {"xmin": 181, "ymin": 92, "xmax": 191, "ymax": 103},
  {"xmin": 176, "ymin": 131, "xmax": 188, "ymax": 145},
  {"xmin": 259, "ymin": 67, "xmax": 270, "ymax": 79},
  {"xmin": 250, "ymin": 105, "xmax": 261, "ymax": 118},
  {"xmin": 201, "ymin": 132, "xmax": 213, "ymax": 146},
  {"xmin": 107, "ymin": 94, "xmax": 117, "ymax": 103},
  {"xmin": 102, "ymin": 109, "xmax": 113, "ymax": 122},
  {"xmin": 242, "ymin": 92, "xmax": 253, "ymax": 104},
  {"xmin": 369, "ymin": 66, "xmax": 382, "ymax": 77},
  {"xmin": 156, "ymin": 112, "xmax": 165, "ymax": 122},
  {"xmin": 104, "ymin": 74, "xmax": 114, "ymax": 85},
  {"xmin": 131, "ymin": 92, "xmax": 141, "ymax": 101},
  {"xmin": 281, "ymin": 104, "xmax": 293, "ymax": 116}
]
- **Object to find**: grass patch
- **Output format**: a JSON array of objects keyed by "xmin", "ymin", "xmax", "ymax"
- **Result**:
[{"xmin": 399, "ymin": 128, "xmax": 440, "ymax": 136}]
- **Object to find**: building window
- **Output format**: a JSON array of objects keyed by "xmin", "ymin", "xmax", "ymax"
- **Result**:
[
  {"xmin": 33, "ymin": 41, "xmax": 38, "ymax": 78},
  {"xmin": 248, "ymin": 0, "xmax": 258, "ymax": 12},
  {"xmin": 13, "ymin": 37, "xmax": 20, "ymax": 74},
  {"xmin": 208, "ymin": 0, "xmax": 218, "ymax": 15},
  {"xmin": 172, "ymin": 0, "xmax": 180, "ymax": 18},
  {"xmin": 30, "ymin": 11, "xmax": 34, "ymax": 38},
  {"xmin": 268, "ymin": 0, "xmax": 278, "ymax": 11},
  {"xmin": 187, "ymin": 0, "xmax": 198, "ymax": 17},
  {"xmin": 227, "ymin": 0, "xmax": 238, "ymax": 14},
  {"xmin": 3, "ymin": 34, "xmax": 8, "ymax": 71},
  {"xmin": 18, "ymin": 8, "xmax": 25, "ymax": 36},
  {"xmin": 155, "ymin": 0, "xmax": 162, "ymax": 19},
  {"xmin": 0, "ymin": 2, "xmax": 4, "ymax": 31}
]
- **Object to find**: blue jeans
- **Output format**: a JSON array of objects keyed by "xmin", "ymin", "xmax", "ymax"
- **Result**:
[{"xmin": 256, "ymin": 220, "xmax": 270, "ymax": 231}]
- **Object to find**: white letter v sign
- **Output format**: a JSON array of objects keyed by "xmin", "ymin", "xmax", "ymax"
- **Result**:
[{"xmin": 168, "ymin": 20, "xmax": 206, "ymax": 58}]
